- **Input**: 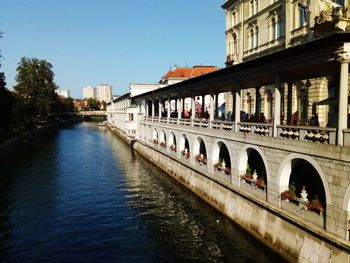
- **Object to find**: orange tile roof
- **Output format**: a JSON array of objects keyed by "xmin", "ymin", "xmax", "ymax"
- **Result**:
[{"xmin": 161, "ymin": 66, "xmax": 218, "ymax": 80}]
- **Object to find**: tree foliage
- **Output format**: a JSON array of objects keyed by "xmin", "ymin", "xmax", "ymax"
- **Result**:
[
  {"xmin": 14, "ymin": 57, "xmax": 58, "ymax": 117},
  {"xmin": 85, "ymin": 98, "xmax": 101, "ymax": 111}
]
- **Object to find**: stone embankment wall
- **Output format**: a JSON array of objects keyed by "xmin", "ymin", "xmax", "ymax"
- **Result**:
[
  {"xmin": 107, "ymin": 124, "xmax": 350, "ymax": 262},
  {"xmin": 0, "ymin": 119, "xmax": 80, "ymax": 160}
]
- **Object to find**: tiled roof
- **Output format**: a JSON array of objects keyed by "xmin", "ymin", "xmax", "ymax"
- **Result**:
[{"xmin": 161, "ymin": 66, "xmax": 218, "ymax": 80}]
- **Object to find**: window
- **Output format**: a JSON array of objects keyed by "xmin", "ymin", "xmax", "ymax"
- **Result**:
[
  {"xmin": 272, "ymin": 18, "xmax": 276, "ymax": 40},
  {"xmin": 233, "ymin": 33, "xmax": 238, "ymax": 55},
  {"xmin": 232, "ymin": 11, "xmax": 236, "ymax": 26},
  {"xmin": 277, "ymin": 16, "xmax": 283, "ymax": 38},
  {"xmin": 128, "ymin": 113, "xmax": 134, "ymax": 121},
  {"xmin": 250, "ymin": 29, "xmax": 254, "ymax": 49},
  {"xmin": 254, "ymin": 26, "xmax": 259, "ymax": 48},
  {"xmin": 299, "ymin": 6, "xmax": 306, "ymax": 27}
]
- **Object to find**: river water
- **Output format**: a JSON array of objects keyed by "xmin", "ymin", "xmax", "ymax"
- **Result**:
[{"xmin": 0, "ymin": 123, "xmax": 286, "ymax": 262}]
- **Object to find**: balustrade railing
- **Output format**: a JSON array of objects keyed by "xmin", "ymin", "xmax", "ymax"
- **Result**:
[
  {"xmin": 179, "ymin": 119, "xmax": 191, "ymax": 126},
  {"xmin": 193, "ymin": 119, "xmax": 209, "ymax": 128},
  {"xmin": 169, "ymin": 118, "xmax": 178, "ymax": 124},
  {"xmin": 238, "ymin": 122, "xmax": 272, "ymax": 136},
  {"xmin": 277, "ymin": 125, "xmax": 336, "ymax": 145},
  {"xmin": 212, "ymin": 120, "xmax": 235, "ymax": 131},
  {"xmin": 141, "ymin": 117, "xmax": 343, "ymax": 146}
]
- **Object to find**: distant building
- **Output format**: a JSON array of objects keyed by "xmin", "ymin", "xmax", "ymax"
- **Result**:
[
  {"xmin": 160, "ymin": 65, "xmax": 218, "ymax": 85},
  {"xmin": 56, "ymin": 89, "xmax": 70, "ymax": 98},
  {"xmin": 97, "ymin": 84, "xmax": 113, "ymax": 102},
  {"xmin": 83, "ymin": 86, "xmax": 97, "ymax": 99}
]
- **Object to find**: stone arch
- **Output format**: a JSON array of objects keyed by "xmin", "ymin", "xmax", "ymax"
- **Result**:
[
  {"xmin": 168, "ymin": 131, "xmax": 177, "ymax": 152},
  {"xmin": 159, "ymin": 129, "xmax": 166, "ymax": 145},
  {"xmin": 179, "ymin": 133, "xmax": 190, "ymax": 157},
  {"xmin": 212, "ymin": 140, "xmax": 232, "ymax": 172},
  {"xmin": 238, "ymin": 145, "xmax": 269, "ymax": 185},
  {"xmin": 277, "ymin": 153, "xmax": 331, "ymax": 205},
  {"xmin": 193, "ymin": 136, "xmax": 208, "ymax": 164},
  {"xmin": 343, "ymin": 185, "xmax": 350, "ymax": 211},
  {"xmin": 152, "ymin": 128, "xmax": 158, "ymax": 143}
]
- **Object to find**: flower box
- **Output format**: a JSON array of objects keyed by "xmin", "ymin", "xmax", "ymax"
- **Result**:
[
  {"xmin": 240, "ymin": 174, "xmax": 266, "ymax": 190},
  {"xmin": 152, "ymin": 139, "xmax": 158, "ymax": 145},
  {"xmin": 181, "ymin": 150, "xmax": 190, "ymax": 158},
  {"xmin": 169, "ymin": 144, "xmax": 176, "ymax": 152},
  {"xmin": 195, "ymin": 154, "xmax": 207, "ymax": 165},
  {"xmin": 160, "ymin": 142, "xmax": 166, "ymax": 148}
]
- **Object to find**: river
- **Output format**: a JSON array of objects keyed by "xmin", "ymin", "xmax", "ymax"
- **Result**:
[{"xmin": 0, "ymin": 122, "xmax": 286, "ymax": 262}]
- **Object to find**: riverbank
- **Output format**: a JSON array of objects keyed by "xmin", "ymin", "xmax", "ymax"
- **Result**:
[
  {"xmin": 106, "ymin": 123, "xmax": 350, "ymax": 262},
  {"xmin": 0, "ymin": 118, "xmax": 81, "ymax": 160}
]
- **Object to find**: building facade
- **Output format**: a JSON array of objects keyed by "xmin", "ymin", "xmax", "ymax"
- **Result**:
[
  {"xmin": 223, "ymin": 0, "xmax": 348, "ymax": 127},
  {"xmin": 83, "ymin": 86, "xmax": 96, "ymax": 99},
  {"xmin": 97, "ymin": 84, "xmax": 113, "ymax": 102}
]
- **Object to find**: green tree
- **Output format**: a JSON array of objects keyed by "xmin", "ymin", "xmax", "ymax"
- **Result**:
[
  {"xmin": 85, "ymin": 98, "xmax": 100, "ymax": 111},
  {"xmin": 59, "ymin": 97, "xmax": 75, "ymax": 112},
  {"xmin": 14, "ymin": 57, "xmax": 59, "ymax": 118}
]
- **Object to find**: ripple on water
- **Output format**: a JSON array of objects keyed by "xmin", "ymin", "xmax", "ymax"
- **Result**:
[{"xmin": 0, "ymin": 123, "xmax": 287, "ymax": 263}]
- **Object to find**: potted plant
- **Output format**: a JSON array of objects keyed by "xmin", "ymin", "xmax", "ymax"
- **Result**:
[
  {"xmin": 152, "ymin": 139, "xmax": 158, "ymax": 145},
  {"xmin": 306, "ymin": 196, "xmax": 324, "ymax": 214},
  {"xmin": 280, "ymin": 182, "xmax": 296, "ymax": 201},
  {"xmin": 160, "ymin": 141, "xmax": 166, "ymax": 148}
]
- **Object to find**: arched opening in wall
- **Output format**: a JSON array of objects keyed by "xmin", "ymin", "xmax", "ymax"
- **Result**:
[
  {"xmin": 180, "ymin": 134, "xmax": 190, "ymax": 159},
  {"xmin": 279, "ymin": 157, "xmax": 327, "ymax": 228},
  {"xmin": 289, "ymin": 159, "xmax": 326, "ymax": 211},
  {"xmin": 169, "ymin": 132, "xmax": 177, "ymax": 152},
  {"xmin": 152, "ymin": 129, "xmax": 158, "ymax": 145},
  {"xmin": 160, "ymin": 130, "xmax": 166, "ymax": 148},
  {"xmin": 213, "ymin": 142, "xmax": 231, "ymax": 175},
  {"xmin": 194, "ymin": 137, "xmax": 207, "ymax": 165},
  {"xmin": 240, "ymin": 148, "xmax": 267, "ymax": 191}
]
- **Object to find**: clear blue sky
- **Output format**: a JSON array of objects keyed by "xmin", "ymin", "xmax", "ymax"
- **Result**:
[{"xmin": 0, "ymin": 0, "xmax": 225, "ymax": 98}]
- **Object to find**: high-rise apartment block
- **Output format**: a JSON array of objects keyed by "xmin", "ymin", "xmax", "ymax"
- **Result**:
[
  {"xmin": 83, "ymin": 84, "xmax": 112, "ymax": 102},
  {"xmin": 97, "ymin": 84, "xmax": 113, "ymax": 102},
  {"xmin": 83, "ymin": 86, "xmax": 97, "ymax": 99}
]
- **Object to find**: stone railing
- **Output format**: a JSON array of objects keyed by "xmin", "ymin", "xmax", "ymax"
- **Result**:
[
  {"xmin": 179, "ymin": 119, "xmax": 191, "ymax": 126},
  {"xmin": 141, "ymin": 117, "xmax": 343, "ymax": 146},
  {"xmin": 277, "ymin": 125, "xmax": 336, "ymax": 145},
  {"xmin": 193, "ymin": 119, "xmax": 209, "ymax": 128},
  {"xmin": 212, "ymin": 120, "xmax": 235, "ymax": 131},
  {"xmin": 168, "ymin": 118, "xmax": 178, "ymax": 124},
  {"xmin": 159, "ymin": 117, "xmax": 167, "ymax": 123},
  {"xmin": 238, "ymin": 122, "xmax": 273, "ymax": 136}
]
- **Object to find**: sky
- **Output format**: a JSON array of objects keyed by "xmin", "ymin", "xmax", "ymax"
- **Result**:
[{"xmin": 0, "ymin": 0, "xmax": 225, "ymax": 98}]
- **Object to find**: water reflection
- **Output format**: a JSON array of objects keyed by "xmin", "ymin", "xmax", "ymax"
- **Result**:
[{"xmin": 0, "ymin": 123, "xmax": 285, "ymax": 262}]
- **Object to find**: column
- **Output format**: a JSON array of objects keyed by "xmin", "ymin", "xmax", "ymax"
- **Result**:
[
  {"xmin": 209, "ymin": 90, "xmax": 214, "ymax": 128},
  {"xmin": 234, "ymin": 83, "xmax": 241, "ymax": 132},
  {"xmin": 273, "ymin": 76, "xmax": 282, "ymax": 137},
  {"xmin": 255, "ymin": 87, "xmax": 261, "ymax": 122},
  {"xmin": 287, "ymin": 82, "xmax": 293, "ymax": 124},
  {"xmin": 167, "ymin": 97, "xmax": 171, "ymax": 120},
  {"xmin": 215, "ymin": 93, "xmax": 219, "ymax": 119},
  {"xmin": 158, "ymin": 99, "xmax": 162, "ymax": 121},
  {"xmin": 338, "ymin": 60, "xmax": 349, "ymax": 145},
  {"xmin": 201, "ymin": 95, "xmax": 205, "ymax": 117},
  {"xmin": 182, "ymin": 98, "xmax": 185, "ymax": 119},
  {"xmin": 191, "ymin": 94, "xmax": 195, "ymax": 126},
  {"xmin": 145, "ymin": 100, "xmax": 149, "ymax": 117},
  {"xmin": 151, "ymin": 99, "xmax": 155, "ymax": 118},
  {"xmin": 178, "ymin": 97, "xmax": 181, "ymax": 124}
]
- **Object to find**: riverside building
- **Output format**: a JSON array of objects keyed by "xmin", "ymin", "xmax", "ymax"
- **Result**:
[{"xmin": 106, "ymin": 1, "xmax": 350, "ymax": 261}]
